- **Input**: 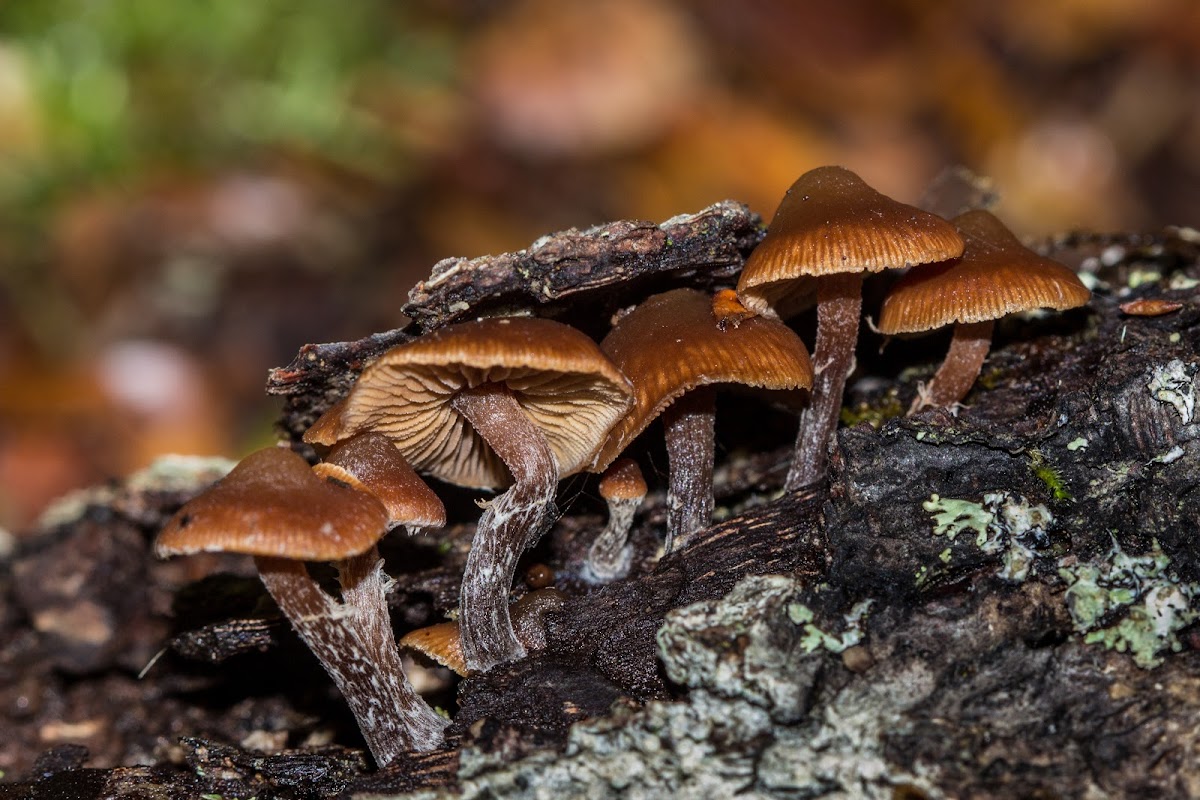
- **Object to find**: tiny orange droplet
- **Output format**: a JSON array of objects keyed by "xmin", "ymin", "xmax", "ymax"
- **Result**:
[
  {"xmin": 1119, "ymin": 298, "xmax": 1183, "ymax": 316},
  {"xmin": 712, "ymin": 289, "xmax": 755, "ymax": 330}
]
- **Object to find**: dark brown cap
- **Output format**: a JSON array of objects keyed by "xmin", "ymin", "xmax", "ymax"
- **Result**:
[
  {"xmin": 738, "ymin": 166, "xmax": 964, "ymax": 314},
  {"xmin": 592, "ymin": 288, "xmax": 813, "ymax": 470},
  {"xmin": 598, "ymin": 457, "xmax": 648, "ymax": 502},
  {"xmin": 155, "ymin": 447, "xmax": 389, "ymax": 561},
  {"xmin": 312, "ymin": 432, "xmax": 446, "ymax": 530},
  {"xmin": 877, "ymin": 209, "xmax": 1091, "ymax": 335},
  {"xmin": 305, "ymin": 317, "xmax": 633, "ymax": 490}
]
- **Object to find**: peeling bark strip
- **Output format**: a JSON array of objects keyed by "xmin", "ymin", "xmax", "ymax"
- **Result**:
[
  {"xmin": 255, "ymin": 551, "xmax": 447, "ymax": 765},
  {"xmin": 452, "ymin": 384, "xmax": 559, "ymax": 672},
  {"xmin": 266, "ymin": 326, "xmax": 412, "ymax": 443},
  {"xmin": 403, "ymin": 201, "xmax": 764, "ymax": 331}
]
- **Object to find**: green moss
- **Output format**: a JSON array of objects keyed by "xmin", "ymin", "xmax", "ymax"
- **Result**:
[
  {"xmin": 839, "ymin": 391, "xmax": 904, "ymax": 428},
  {"xmin": 1029, "ymin": 450, "xmax": 1072, "ymax": 501},
  {"xmin": 975, "ymin": 366, "xmax": 1006, "ymax": 391}
]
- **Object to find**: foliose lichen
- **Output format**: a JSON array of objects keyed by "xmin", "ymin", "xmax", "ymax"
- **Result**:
[
  {"xmin": 1058, "ymin": 537, "xmax": 1199, "ymax": 669},
  {"xmin": 921, "ymin": 492, "xmax": 1054, "ymax": 583},
  {"xmin": 1147, "ymin": 359, "xmax": 1196, "ymax": 424}
]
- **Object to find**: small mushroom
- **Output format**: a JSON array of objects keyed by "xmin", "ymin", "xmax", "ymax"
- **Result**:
[
  {"xmin": 399, "ymin": 588, "xmax": 568, "ymax": 677},
  {"xmin": 583, "ymin": 457, "xmax": 648, "ymax": 582},
  {"xmin": 878, "ymin": 209, "xmax": 1091, "ymax": 411},
  {"xmin": 305, "ymin": 317, "xmax": 632, "ymax": 672},
  {"xmin": 737, "ymin": 166, "xmax": 964, "ymax": 490},
  {"xmin": 155, "ymin": 444, "xmax": 448, "ymax": 766},
  {"xmin": 592, "ymin": 288, "xmax": 813, "ymax": 554}
]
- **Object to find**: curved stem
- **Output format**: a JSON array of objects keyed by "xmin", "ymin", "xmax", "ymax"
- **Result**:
[
  {"xmin": 912, "ymin": 319, "xmax": 995, "ymax": 412},
  {"xmin": 255, "ymin": 551, "xmax": 446, "ymax": 766},
  {"xmin": 663, "ymin": 387, "xmax": 716, "ymax": 553},
  {"xmin": 452, "ymin": 383, "xmax": 558, "ymax": 673},
  {"xmin": 585, "ymin": 496, "xmax": 641, "ymax": 582},
  {"xmin": 786, "ymin": 272, "xmax": 863, "ymax": 491}
]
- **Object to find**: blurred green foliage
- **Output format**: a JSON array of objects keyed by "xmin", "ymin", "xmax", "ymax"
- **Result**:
[{"xmin": 0, "ymin": 0, "xmax": 455, "ymax": 214}]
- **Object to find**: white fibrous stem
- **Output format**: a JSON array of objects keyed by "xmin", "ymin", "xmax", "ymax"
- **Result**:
[
  {"xmin": 255, "ymin": 550, "xmax": 447, "ymax": 767},
  {"xmin": 911, "ymin": 319, "xmax": 995, "ymax": 412},
  {"xmin": 452, "ymin": 383, "xmax": 559, "ymax": 673},
  {"xmin": 787, "ymin": 272, "xmax": 863, "ymax": 491},
  {"xmin": 585, "ymin": 495, "xmax": 642, "ymax": 582},
  {"xmin": 662, "ymin": 387, "xmax": 716, "ymax": 553}
]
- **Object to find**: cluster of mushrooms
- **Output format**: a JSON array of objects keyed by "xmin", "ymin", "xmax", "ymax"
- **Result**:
[{"xmin": 154, "ymin": 166, "xmax": 1091, "ymax": 766}]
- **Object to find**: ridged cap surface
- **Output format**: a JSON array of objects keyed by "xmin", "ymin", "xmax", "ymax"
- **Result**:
[
  {"xmin": 738, "ymin": 166, "xmax": 964, "ymax": 314},
  {"xmin": 877, "ymin": 210, "xmax": 1091, "ymax": 334},
  {"xmin": 592, "ymin": 288, "xmax": 812, "ymax": 470}
]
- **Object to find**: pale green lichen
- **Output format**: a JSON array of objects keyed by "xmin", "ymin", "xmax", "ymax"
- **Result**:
[
  {"xmin": 1127, "ymin": 267, "xmax": 1162, "ymax": 288},
  {"xmin": 1066, "ymin": 437, "xmax": 1089, "ymax": 451},
  {"xmin": 1168, "ymin": 273, "xmax": 1199, "ymax": 290},
  {"xmin": 1147, "ymin": 359, "xmax": 1196, "ymax": 424},
  {"xmin": 1059, "ymin": 538, "xmax": 1199, "ymax": 669},
  {"xmin": 921, "ymin": 494, "xmax": 994, "ymax": 544},
  {"xmin": 922, "ymin": 493, "xmax": 1053, "ymax": 583},
  {"xmin": 405, "ymin": 574, "xmax": 933, "ymax": 800},
  {"xmin": 789, "ymin": 599, "xmax": 874, "ymax": 654}
]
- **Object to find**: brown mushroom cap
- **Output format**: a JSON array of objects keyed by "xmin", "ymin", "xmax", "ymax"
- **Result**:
[
  {"xmin": 155, "ymin": 447, "xmax": 389, "ymax": 561},
  {"xmin": 591, "ymin": 288, "xmax": 813, "ymax": 470},
  {"xmin": 598, "ymin": 457, "xmax": 648, "ymax": 502},
  {"xmin": 737, "ymin": 165, "xmax": 965, "ymax": 314},
  {"xmin": 877, "ymin": 209, "xmax": 1091, "ymax": 335},
  {"xmin": 399, "ymin": 620, "xmax": 467, "ymax": 676},
  {"xmin": 312, "ymin": 432, "xmax": 446, "ymax": 530},
  {"xmin": 399, "ymin": 588, "xmax": 567, "ymax": 677},
  {"xmin": 304, "ymin": 317, "xmax": 633, "ymax": 490}
]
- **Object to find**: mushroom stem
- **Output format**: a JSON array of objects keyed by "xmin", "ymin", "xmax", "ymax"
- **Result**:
[
  {"xmin": 451, "ymin": 382, "xmax": 559, "ymax": 672},
  {"xmin": 254, "ymin": 550, "xmax": 447, "ymax": 766},
  {"xmin": 786, "ymin": 272, "xmax": 863, "ymax": 491},
  {"xmin": 662, "ymin": 387, "xmax": 716, "ymax": 553},
  {"xmin": 584, "ymin": 459, "xmax": 647, "ymax": 582},
  {"xmin": 911, "ymin": 319, "xmax": 995, "ymax": 412}
]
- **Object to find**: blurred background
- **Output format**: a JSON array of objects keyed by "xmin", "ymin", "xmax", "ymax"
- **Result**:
[{"xmin": 1, "ymin": 0, "xmax": 1198, "ymax": 531}]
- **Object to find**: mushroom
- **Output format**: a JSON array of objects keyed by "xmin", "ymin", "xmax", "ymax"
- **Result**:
[
  {"xmin": 737, "ymin": 166, "xmax": 964, "ymax": 490},
  {"xmin": 583, "ymin": 457, "xmax": 648, "ymax": 582},
  {"xmin": 304, "ymin": 317, "xmax": 632, "ymax": 672},
  {"xmin": 155, "ymin": 442, "xmax": 448, "ymax": 766},
  {"xmin": 592, "ymin": 288, "xmax": 813, "ymax": 554},
  {"xmin": 399, "ymin": 588, "xmax": 568, "ymax": 677},
  {"xmin": 877, "ymin": 209, "xmax": 1091, "ymax": 411}
]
